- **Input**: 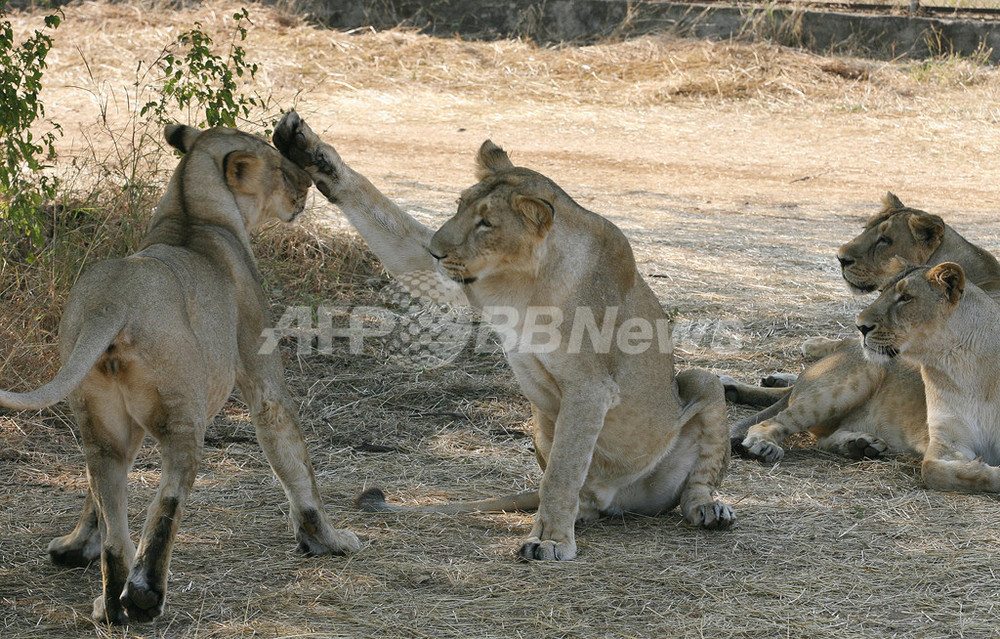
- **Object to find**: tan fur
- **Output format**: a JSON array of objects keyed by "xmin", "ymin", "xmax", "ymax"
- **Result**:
[
  {"xmin": 730, "ymin": 194, "xmax": 1000, "ymax": 463},
  {"xmin": 0, "ymin": 126, "xmax": 360, "ymax": 624},
  {"xmin": 274, "ymin": 112, "xmax": 733, "ymax": 562},
  {"xmin": 856, "ymin": 263, "xmax": 1000, "ymax": 492}
]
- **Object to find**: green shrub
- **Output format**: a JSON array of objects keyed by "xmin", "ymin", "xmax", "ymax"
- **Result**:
[
  {"xmin": 0, "ymin": 1, "xmax": 61, "ymax": 253},
  {"xmin": 140, "ymin": 7, "xmax": 265, "ymax": 130}
]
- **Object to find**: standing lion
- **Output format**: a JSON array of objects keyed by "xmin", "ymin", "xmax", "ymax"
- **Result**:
[{"xmin": 0, "ymin": 125, "xmax": 360, "ymax": 624}]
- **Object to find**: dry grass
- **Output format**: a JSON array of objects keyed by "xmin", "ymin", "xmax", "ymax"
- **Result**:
[{"xmin": 3, "ymin": 1, "xmax": 1000, "ymax": 638}]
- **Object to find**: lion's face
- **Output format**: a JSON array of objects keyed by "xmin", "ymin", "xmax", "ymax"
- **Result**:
[
  {"xmin": 166, "ymin": 125, "xmax": 313, "ymax": 230},
  {"xmin": 428, "ymin": 142, "xmax": 554, "ymax": 285},
  {"xmin": 855, "ymin": 262, "xmax": 965, "ymax": 364},
  {"xmin": 837, "ymin": 193, "xmax": 945, "ymax": 294}
]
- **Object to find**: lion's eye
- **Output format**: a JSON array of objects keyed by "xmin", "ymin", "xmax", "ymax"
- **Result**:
[
  {"xmin": 875, "ymin": 236, "xmax": 893, "ymax": 247},
  {"xmin": 897, "ymin": 293, "xmax": 912, "ymax": 304},
  {"xmin": 477, "ymin": 219, "xmax": 493, "ymax": 230}
]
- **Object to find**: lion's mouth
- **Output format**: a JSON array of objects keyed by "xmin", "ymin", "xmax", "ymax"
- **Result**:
[
  {"xmin": 437, "ymin": 262, "xmax": 477, "ymax": 285},
  {"xmin": 842, "ymin": 274, "xmax": 877, "ymax": 295},
  {"xmin": 861, "ymin": 341, "xmax": 899, "ymax": 363}
]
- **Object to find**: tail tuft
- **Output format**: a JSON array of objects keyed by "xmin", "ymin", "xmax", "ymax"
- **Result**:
[{"xmin": 355, "ymin": 487, "xmax": 392, "ymax": 512}]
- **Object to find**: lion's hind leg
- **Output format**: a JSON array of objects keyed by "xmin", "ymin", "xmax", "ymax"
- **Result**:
[
  {"xmin": 672, "ymin": 369, "xmax": 734, "ymax": 529},
  {"xmin": 720, "ymin": 375, "xmax": 792, "ymax": 407},
  {"xmin": 119, "ymin": 408, "xmax": 207, "ymax": 624},
  {"xmin": 76, "ymin": 394, "xmax": 144, "ymax": 625}
]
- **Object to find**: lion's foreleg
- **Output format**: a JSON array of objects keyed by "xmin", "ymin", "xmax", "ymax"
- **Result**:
[
  {"xmin": 922, "ymin": 438, "xmax": 1000, "ymax": 493},
  {"xmin": 120, "ymin": 417, "xmax": 205, "ymax": 623},
  {"xmin": 48, "ymin": 487, "xmax": 102, "ymax": 568},
  {"xmin": 239, "ymin": 373, "xmax": 361, "ymax": 556},
  {"xmin": 49, "ymin": 397, "xmax": 104, "ymax": 567},
  {"xmin": 741, "ymin": 415, "xmax": 806, "ymax": 464},
  {"xmin": 273, "ymin": 112, "xmax": 462, "ymax": 305},
  {"xmin": 520, "ymin": 386, "xmax": 616, "ymax": 562}
]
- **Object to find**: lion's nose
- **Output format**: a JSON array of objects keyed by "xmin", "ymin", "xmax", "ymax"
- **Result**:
[
  {"xmin": 428, "ymin": 248, "xmax": 446, "ymax": 260},
  {"xmin": 856, "ymin": 322, "xmax": 875, "ymax": 337},
  {"xmin": 838, "ymin": 256, "xmax": 855, "ymax": 268}
]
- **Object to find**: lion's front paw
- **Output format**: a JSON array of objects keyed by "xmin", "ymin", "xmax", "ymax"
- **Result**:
[
  {"xmin": 298, "ymin": 527, "xmax": 361, "ymax": 556},
  {"xmin": 760, "ymin": 373, "xmax": 797, "ymax": 388},
  {"xmin": 273, "ymin": 111, "xmax": 345, "ymax": 202},
  {"xmin": 686, "ymin": 500, "xmax": 735, "ymax": 530},
  {"xmin": 48, "ymin": 531, "xmax": 101, "ymax": 568},
  {"xmin": 295, "ymin": 508, "xmax": 361, "ymax": 556},
  {"xmin": 273, "ymin": 112, "xmax": 311, "ymax": 166},
  {"xmin": 844, "ymin": 434, "xmax": 889, "ymax": 460},
  {"xmin": 518, "ymin": 537, "xmax": 577, "ymax": 562},
  {"xmin": 742, "ymin": 435, "xmax": 785, "ymax": 464}
]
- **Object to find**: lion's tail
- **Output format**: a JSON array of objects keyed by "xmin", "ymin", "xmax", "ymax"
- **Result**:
[
  {"xmin": 356, "ymin": 487, "xmax": 540, "ymax": 514},
  {"xmin": 0, "ymin": 315, "xmax": 126, "ymax": 411},
  {"xmin": 728, "ymin": 392, "xmax": 791, "ymax": 454}
]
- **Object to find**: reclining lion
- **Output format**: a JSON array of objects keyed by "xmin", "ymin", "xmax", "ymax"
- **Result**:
[
  {"xmin": 857, "ymin": 262, "xmax": 1000, "ymax": 492},
  {"xmin": 0, "ymin": 125, "xmax": 360, "ymax": 624},
  {"xmin": 727, "ymin": 194, "xmax": 1000, "ymax": 463},
  {"xmin": 272, "ymin": 112, "xmax": 733, "ymax": 562}
]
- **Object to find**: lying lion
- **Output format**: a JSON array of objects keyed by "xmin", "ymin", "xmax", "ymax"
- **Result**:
[
  {"xmin": 857, "ymin": 262, "xmax": 1000, "ymax": 492},
  {"xmin": 0, "ymin": 125, "xmax": 360, "ymax": 624},
  {"xmin": 272, "ymin": 112, "xmax": 733, "ymax": 562},
  {"xmin": 728, "ymin": 194, "xmax": 1000, "ymax": 463}
]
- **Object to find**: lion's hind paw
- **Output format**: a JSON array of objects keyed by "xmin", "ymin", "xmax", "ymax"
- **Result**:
[{"xmin": 686, "ymin": 500, "xmax": 735, "ymax": 530}]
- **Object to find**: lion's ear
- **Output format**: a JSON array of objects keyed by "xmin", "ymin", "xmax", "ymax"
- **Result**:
[
  {"xmin": 908, "ymin": 212, "xmax": 945, "ymax": 247},
  {"xmin": 165, "ymin": 125, "xmax": 202, "ymax": 154},
  {"xmin": 881, "ymin": 191, "xmax": 905, "ymax": 212},
  {"xmin": 476, "ymin": 140, "xmax": 514, "ymax": 180},
  {"xmin": 926, "ymin": 262, "xmax": 965, "ymax": 305},
  {"xmin": 514, "ymin": 195, "xmax": 554, "ymax": 235},
  {"xmin": 224, "ymin": 151, "xmax": 264, "ymax": 195}
]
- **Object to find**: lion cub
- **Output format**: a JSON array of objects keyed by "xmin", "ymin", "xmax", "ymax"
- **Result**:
[
  {"xmin": 857, "ymin": 262, "xmax": 1000, "ymax": 492},
  {"xmin": 0, "ymin": 126, "xmax": 360, "ymax": 624},
  {"xmin": 273, "ymin": 111, "xmax": 733, "ymax": 562}
]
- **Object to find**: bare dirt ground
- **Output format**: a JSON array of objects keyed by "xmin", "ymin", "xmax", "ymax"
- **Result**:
[{"xmin": 4, "ymin": 2, "xmax": 1000, "ymax": 638}]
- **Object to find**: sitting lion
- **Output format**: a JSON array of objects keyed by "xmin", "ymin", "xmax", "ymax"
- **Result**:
[
  {"xmin": 0, "ymin": 125, "xmax": 360, "ymax": 624},
  {"xmin": 728, "ymin": 193, "xmax": 1000, "ymax": 462},
  {"xmin": 857, "ymin": 262, "xmax": 1000, "ymax": 492},
  {"xmin": 273, "ymin": 111, "xmax": 733, "ymax": 562}
]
